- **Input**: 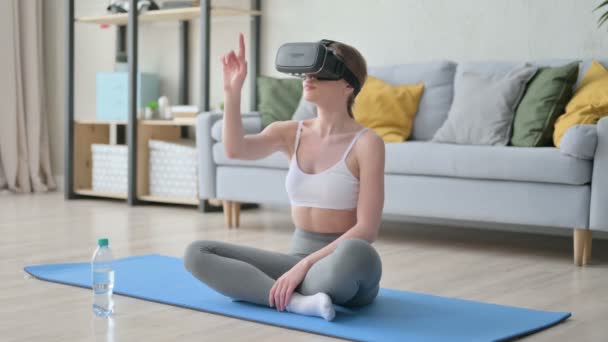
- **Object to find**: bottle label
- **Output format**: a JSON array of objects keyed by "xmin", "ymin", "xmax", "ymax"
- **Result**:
[{"xmin": 92, "ymin": 270, "xmax": 114, "ymax": 294}]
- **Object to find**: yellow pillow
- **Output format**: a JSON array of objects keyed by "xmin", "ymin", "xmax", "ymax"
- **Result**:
[
  {"xmin": 353, "ymin": 76, "xmax": 424, "ymax": 142},
  {"xmin": 553, "ymin": 60, "xmax": 608, "ymax": 147}
]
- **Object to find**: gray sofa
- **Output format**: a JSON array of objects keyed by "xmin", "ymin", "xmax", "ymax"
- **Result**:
[{"xmin": 196, "ymin": 59, "xmax": 608, "ymax": 266}]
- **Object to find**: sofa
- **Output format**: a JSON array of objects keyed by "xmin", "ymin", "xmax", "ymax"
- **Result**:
[{"xmin": 196, "ymin": 58, "xmax": 608, "ymax": 266}]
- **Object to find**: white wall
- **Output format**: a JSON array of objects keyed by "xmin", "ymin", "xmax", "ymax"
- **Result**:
[
  {"xmin": 260, "ymin": 0, "xmax": 608, "ymax": 74},
  {"xmin": 45, "ymin": 0, "xmax": 608, "ymax": 179}
]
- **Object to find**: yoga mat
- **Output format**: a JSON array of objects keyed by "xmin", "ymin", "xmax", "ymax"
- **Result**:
[{"xmin": 24, "ymin": 254, "xmax": 570, "ymax": 342}]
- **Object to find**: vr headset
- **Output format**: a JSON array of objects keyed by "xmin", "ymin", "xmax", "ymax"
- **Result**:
[{"xmin": 275, "ymin": 39, "xmax": 361, "ymax": 95}]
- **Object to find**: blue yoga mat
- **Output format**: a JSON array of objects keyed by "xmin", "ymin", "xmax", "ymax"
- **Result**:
[{"xmin": 24, "ymin": 254, "xmax": 569, "ymax": 342}]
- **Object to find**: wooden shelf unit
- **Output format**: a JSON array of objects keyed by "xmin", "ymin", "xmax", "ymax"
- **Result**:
[
  {"xmin": 72, "ymin": 119, "xmax": 199, "ymax": 205},
  {"xmin": 74, "ymin": 189, "xmax": 127, "ymax": 200},
  {"xmin": 135, "ymin": 120, "xmax": 194, "ymax": 204},
  {"xmin": 76, "ymin": 6, "xmax": 261, "ymax": 26},
  {"xmin": 65, "ymin": 0, "xmax": 261, "ymax": 211},
  {"xmin": 139, "ymin": 195, "xmax": 199, "ymax": 206},
  {"xmin": 73, "ymin": 120, "xmax": 120, "ymax": 197},
  {"xmin": 140, "ymin": 118, "xmax": 197, "ymax": 126}
]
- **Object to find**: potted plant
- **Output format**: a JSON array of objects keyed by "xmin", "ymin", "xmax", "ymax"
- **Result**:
[{"xmin": 145, "ymin": 100, "xmax": 158, "ymax": 119}]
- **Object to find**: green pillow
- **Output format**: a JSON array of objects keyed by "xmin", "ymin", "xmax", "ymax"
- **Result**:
[
  {"xmin": 511, "ymin": 62, "xmax": 579, "ymax": 147},
  {"xmin": 257, "ymin": 76, "xmax": 303, "ymax": 127}
]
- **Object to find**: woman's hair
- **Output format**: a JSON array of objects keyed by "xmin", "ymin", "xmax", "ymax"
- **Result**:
[{"xmin": 329, "ymin": 42, "xmax": 367, "ymax": 118}]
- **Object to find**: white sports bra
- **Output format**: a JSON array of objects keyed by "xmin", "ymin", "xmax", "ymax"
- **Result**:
[{"xmin": 285, "ymin": 120, "xmax": 368, "ymax": 210}]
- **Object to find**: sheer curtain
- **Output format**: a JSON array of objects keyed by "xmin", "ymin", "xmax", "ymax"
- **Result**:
[{"xmin": 0, "ymin": 0, "xmax": 56, "ymax": 193}]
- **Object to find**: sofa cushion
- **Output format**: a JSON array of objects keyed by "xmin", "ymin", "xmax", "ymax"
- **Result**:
[
  {"xmin": 511, "ymin": 62, "xmax": 579, "ymax": 147},
  {"xmin": 454, "ymin": 61, "xmax": 520, "ymax": 88},
  {"xmin": 576, "ymin": 59, "xmax": 608, "ymax": 88},
  {"xmin": 353, "ymin": 77, "xmax": 424, "ymax": 142},
  {"xmin": 432, "ymin": 64, "xmax": 538, "ymax": 145},
  {"xmin": 553, "ymin": 60, "xmax": 608, "ymax": 147},
  {"xmin": 368, "ymin": 61, "xmax": 457, "ymax": 141},
  {"xmin": 257, "ymin": 76, "xmax": 302, "ymax": 127},
  {"xmin": 211, "ymin": 116, "xmax": 263, "ymax": 141},
  {"xmin": 385, "ymin": 141, "xmax": 592, "ymax": 185},
  {"xmin": 213, "ymin": 142, "xmax": 289, "ymax": 169}
]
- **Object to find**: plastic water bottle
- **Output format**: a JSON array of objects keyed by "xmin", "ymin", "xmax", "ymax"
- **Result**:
[{"xmin": 92, "ymin": 238, "xmax": 114, "ymax": 317}]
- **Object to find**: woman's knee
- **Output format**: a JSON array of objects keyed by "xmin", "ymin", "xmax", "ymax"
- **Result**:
[
  {"xmin": 334, "ymin": 239, "xmax": 382, "ymax": 272},
  {"xmin": 336, "ymin": 238, "xmax": 373, "ymax": 254},
  {"xmin": 311, "ymin": 239, "xmax": 382, "ymax": 288},
  {"xmin": 183, "ymin": 240, "xmax": 215, "ymax": 273}
]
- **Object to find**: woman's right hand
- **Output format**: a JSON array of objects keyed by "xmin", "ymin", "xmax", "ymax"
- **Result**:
[{"xmin": 221, "ymin": 33, "xmax": 248, "ymax": 94}]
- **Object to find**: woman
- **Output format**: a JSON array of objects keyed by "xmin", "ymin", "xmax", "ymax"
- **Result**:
[{"xmin": 184, "ymin": 33, "xmax": 385, "ymax": 321}]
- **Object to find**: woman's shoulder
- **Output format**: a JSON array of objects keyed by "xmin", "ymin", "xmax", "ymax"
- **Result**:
[
  {"xmin": 356, "ymin": 124, "xmax": 379, "ymax": 139},
  {"xmin": 263, "ymin": 120, "xmax": 303, "ymax": 145},
  {"xmin": 356, "ymin": 128, "xmax": 384, "ymax": 153},
  {"xmin": 263, "ymin": 119, "xmax": 300, "ymax": 133}
]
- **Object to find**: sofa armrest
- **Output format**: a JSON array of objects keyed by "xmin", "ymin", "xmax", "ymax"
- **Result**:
[
  {"xmin": 211, "ymin": 112, "xmax": 263, "ymax": 141},
  {"xmin": 590, "ymin": 116, "xmax": 608, "ymax": 231},
  {"xmin": 559, "ymin": 124, "xmax": 598, "ymax": 160},
  {"xmin": 196, "ymin": 111, "xmax": 260, "ymax": 200}
]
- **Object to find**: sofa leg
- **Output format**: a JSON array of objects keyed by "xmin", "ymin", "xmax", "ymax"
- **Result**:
[
  {"xmin": 584, "ymin": 230, "xmax": 593, "ymax": 266},
  {"xmin": 573, "ymin": 229, "xmax": 592, "ymax": 266},
  {"xmin": 232, "ymin": 202, "xmax": 241, "ymax": 228},
  {"xmin": 223, "ymin": 200, "xmax": 233, "ymax": 228}
]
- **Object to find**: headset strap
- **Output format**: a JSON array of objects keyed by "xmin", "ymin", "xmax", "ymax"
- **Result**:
[{"xmin": 319, "ymin": 39, "xmax": 362, "ymax": 95}]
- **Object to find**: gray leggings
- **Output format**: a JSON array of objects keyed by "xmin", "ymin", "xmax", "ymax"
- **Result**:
[{"xmin": 183, "ymin": 227, "xmax": 382, "ymax": 307}]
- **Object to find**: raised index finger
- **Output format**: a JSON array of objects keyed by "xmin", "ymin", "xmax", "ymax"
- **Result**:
[{"xmin": 238, "ymin": 32, "xmax": 245, "ymax": 60}]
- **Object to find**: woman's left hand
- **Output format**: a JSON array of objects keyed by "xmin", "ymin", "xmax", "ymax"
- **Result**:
[{"xmin": 269, "ymin": 260, "xmax": 311, "ymax": 312}]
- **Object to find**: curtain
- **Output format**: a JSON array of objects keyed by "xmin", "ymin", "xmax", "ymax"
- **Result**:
[{"xmin": 0, "ymin": 0, "xmax": 56, "ymax": 193}]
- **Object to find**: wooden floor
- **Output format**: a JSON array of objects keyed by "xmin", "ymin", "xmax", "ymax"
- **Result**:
[{"xmin": 2, "ymin": 192, "xmax": 608, "ymax": 342}]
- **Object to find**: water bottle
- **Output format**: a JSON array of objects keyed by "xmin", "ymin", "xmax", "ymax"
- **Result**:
[{"xmin": 92, "ymin": 238, "xmax": 114, "ymax": 317}]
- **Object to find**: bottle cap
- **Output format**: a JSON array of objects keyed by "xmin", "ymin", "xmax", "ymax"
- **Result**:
[{"xmin": 98, "ymin": 238, "xmax": 109, "ymax": 247}]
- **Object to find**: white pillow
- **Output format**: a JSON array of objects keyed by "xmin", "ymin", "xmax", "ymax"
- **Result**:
[{"xmin": 432, "ymin": 64, "xmax": 538, "ymax": 145}]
